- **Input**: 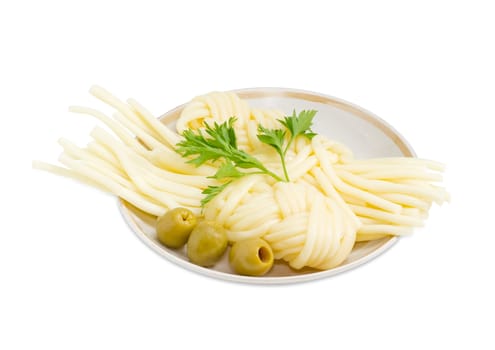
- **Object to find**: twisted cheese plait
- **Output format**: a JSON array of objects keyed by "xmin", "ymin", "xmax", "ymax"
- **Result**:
[{"xmin": 35, "ymin": 88, "xmax": 448, "ymax": 272}]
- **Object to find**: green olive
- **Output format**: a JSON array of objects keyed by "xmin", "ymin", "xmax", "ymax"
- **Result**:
[
  {"xmin": 156, "ymin": 208, "xmax": 197, "ymax": 249},
  {"xmin": 229, "ymin": 238, "xmax": 274, "ymax": 276},
  {"xmin": 187, "ymin": 221, "xmax": 228, "ymax": 267}
]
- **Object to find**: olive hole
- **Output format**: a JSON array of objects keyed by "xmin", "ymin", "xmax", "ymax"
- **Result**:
[{"xmin": 257, "ymin": 247, "xmax": 271, "ymax": 263}]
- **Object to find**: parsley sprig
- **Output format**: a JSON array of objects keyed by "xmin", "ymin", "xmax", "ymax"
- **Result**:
[
  {"xmin": 176, "ymin": 110, "xmax": 317, "ymax": 206},
  {"xmin": 257, "ymin": 109, "xmax": 317, "ymax": 181},
  {"xmin": 176, "ymin": 118, "xmax": 283, "ymax": 203}
]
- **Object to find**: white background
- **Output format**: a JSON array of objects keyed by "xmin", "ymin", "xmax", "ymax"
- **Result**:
[{"xmin": 2, "ymin": 0, "xmax": 494, "ymax": 349}]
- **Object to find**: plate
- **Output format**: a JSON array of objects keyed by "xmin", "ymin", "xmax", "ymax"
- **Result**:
[{"xmin": 118, "ymin": 87, "xmax": 415, "ymax": 284}]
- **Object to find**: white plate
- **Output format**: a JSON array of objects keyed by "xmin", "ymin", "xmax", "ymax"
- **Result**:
[{"xmin": 118, "ymin": 87, "xmax": 415, "ymax": 284}]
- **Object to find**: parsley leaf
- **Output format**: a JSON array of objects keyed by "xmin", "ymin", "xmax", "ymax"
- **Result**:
[
  {"xmin": 200, "ymin": 182, "xmax": 231, "ymax": 206},
  {"xmin": 210, "ymin": 161, "xmax": 245, "ymax": 179},
  {"xmin": 278, "ymin": 109, "xmax": 318, "ymax": 147}
]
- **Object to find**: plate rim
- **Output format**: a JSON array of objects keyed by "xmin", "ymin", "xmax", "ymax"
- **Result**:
[{"xmin": 118, "ymin": 87, "xmax": 416, "ymax": 284}]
